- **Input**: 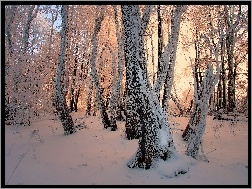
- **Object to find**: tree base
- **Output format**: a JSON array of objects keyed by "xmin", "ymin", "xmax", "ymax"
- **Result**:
[
  {"xmin": 64, "ymin": 128, "xmax": 76, "ymax": 135},
  {"xmin": 182, "ymin": 127, "xmax": 194, "ymax": 141}
]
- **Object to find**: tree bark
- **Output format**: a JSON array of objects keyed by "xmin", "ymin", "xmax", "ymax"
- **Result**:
[
  {"xmin": 220, "ymin": 37, "xmax": 227, "ymax": 109},
  {"xmin": 112, "ymin": 6, "xmax": 126, "ymax": 122},
  {"xmin": 86, "ymin": 81, "xmax": 93, "ymax": 116},
  {"xmin": 157, "ymin": 5, "xmax": 163, "ymax": 101},
  {"xmin": 124, "ymin": 5, "xmax": 153, "ymax": 140},
  {"xmin": 55, "ymin": 5, "xmax": 76, "ymax": 135},
  {"xmin": 185, "ymin": 63, "xmax": 220, "ymax": 159},
  {"xmin": 122, "ymin": 5, "xmax": 176, "ymax": 169},
  {"xmin": 89, "ymin": 6, "xmax": 111, "ymax": 129},
  {"xmin": 225, "ymin": 5, "xmax": 241, "ymax": 112},
  {"xmin": 161, "ymin": 5, "xmax": 187, "ymax": 113}
]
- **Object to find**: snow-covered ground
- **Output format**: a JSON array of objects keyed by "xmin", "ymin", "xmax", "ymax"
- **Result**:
[{"xmin": 5, "ymin": 112, "xmax": 248, "ymax": 185}]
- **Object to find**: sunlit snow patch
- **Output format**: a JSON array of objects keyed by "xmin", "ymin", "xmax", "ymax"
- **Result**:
[{"xmin": 156, "ymin": 153, "xmax": 197, "ymax": 178}]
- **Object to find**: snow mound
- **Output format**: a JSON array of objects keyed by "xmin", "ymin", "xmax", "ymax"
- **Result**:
[{"xmin": 156, "ymin": 154, "xmax": 196, "ymax": 178}]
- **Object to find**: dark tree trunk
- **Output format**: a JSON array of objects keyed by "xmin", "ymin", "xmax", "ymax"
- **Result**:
[
  {"xmin": 55, "ymin": 5, "xmax": 76, "ymax": 135},
  {"xmin": 182, "ymin": 103, "xmax": 199, "ymax": 141},
  {"xmin": 224, "ymin": 5, "xmax": 241, "ymax": 112},
  {"xmin": 86, "ymin": 82, "xmax": 93, "ymax": 116},
  {"xmin": 69, "ymin": 46, "xmax": 79, "ymax": 112},
  {"xmin": 170, "ymin": 93, "xmax": 184, "ymax": 116},
  {"xmin": 157, "ymin": 5, "xmax": 163, "ymax": 101},
  {"xmin": 194, "ymin": 28, "xmax": 201, "ymax": 92},
  {"xmin": 221, "ymin": 37, "xmax": 227, "ymax": 109},
  {"xmin": 217, "ymin": 75, "xmax": 222, "ymax": 110},
  {"xmin": 226, "ymin": 31, "xmax": 235, "ymax": 112}
]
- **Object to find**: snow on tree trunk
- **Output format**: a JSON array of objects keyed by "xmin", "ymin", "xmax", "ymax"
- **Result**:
[
  {"xmin": 124, "ymin": 5, "xmax": 153, "ymax": 140},
  {"xmin": 89, "ymin": 6, "xmax": 111, "ymax": 129},
  {"xmin": 185, "ymin": 62, "xmax": 220, "ymax": 159},
  {"xmin": 160, "ymin": 5, "xmax": 186, "ymax": 114},
  {"xmin": 122, "ymin": 5, "xmax": 176, "ymax": 169},
  {"xmin": 112, "ymin": 5, "xmax": 125, "ymax": 122},
  {"xmin": 106, "ymin": 44, "xmax": 118, "ymax": 131},
  {"xmin": 55, "ymin": 5, "xmax": 76, "ymax": 135},
  {"xmin": 154, "ymin": 5, "xmax": 187, "ymax": 105}
]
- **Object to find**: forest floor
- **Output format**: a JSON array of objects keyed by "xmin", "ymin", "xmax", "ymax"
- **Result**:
[{"xmin": 4, "ymin": 112, "xmax": 249, "ymax": 186}]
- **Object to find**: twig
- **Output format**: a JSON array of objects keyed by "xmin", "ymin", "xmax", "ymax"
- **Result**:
[
  {"xmin": 6, "ymin": 148, "xmax": 30, "ymax": 185},
  {"xmin": 170, "ymin": 128, "xmax": 184, "ymax": 131},
  {"xmin": 206, "ymin": 148, "xmax": 217, "ymax": 155}
]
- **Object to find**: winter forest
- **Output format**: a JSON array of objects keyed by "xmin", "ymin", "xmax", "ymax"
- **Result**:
[{"xmin": 4, "ymin": 4, "xmax": 249, "ymax": 186}]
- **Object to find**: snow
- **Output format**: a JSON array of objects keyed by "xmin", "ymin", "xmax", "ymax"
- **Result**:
[{"xmin": 4, "ymin": 112, "xmax": 248, "ymax": 185}]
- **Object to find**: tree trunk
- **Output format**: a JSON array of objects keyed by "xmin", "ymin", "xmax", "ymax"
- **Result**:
[
  {"xmin": 155, "ymin": 5, "xmax": 186, "ymax": 113},
  {"xmin": 151, "ymin": 28, "xmax": 155, "ymax": 86},
  {"xmin": 170, "ymin": 92, "xmax": 184, "ymax": 116},
  {"xmin": 112, "ymin": 6, "xmax": 126, "ymax": 122},
  {"xmin": 107, "ymin": 44, "xmax": 118, "ymax": 131},
  {"xmin": 124, "ymin": 5, "xmax": 153, "ymax": 140},
  {"xmin": 122, "ymin": 5, "xmax": 176, "ymax": 169},
  {"xmin": 217, "ymin": 75, "xmax": 222, "ymax": 110},
  {"xmin": 55, "ymin": 5, "xmax": 76, "ymax": 135},
  {"xmin": 89, "ymin": 6, "xmax": 111, "ymax": 129},
  {"xmin": 185, "ymin": 63, "xmax": 220, "ymax": 159},
  {"xmin": 224, "ymin": 5, "xmax": 241, "ymax": 112},
  {"xmin": 86, "ymin": 81, "xmax": 93, "ymax": 116},
  {"xmin": 226, "ymin": 30, "xmax": 235, "ymax": 112},
  {"xmin": 157, "ymin": 5, "xmax": 163, "ymax": 101},
  {"xmin": 221, "ymin": 37, "xmax": 227, "ymax": 109}
]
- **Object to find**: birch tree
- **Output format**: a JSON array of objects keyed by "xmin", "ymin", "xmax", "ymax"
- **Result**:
[
  {"xmin": 185, "ymin": 59, "xmax": 220, "ymax": 159},
  {"xmin": 124, "ymin": 5, "xmax": 153, "ymax": 140},
  {"xmin": 224, "ymin": 5, "xmax": 242, "ymax": 112},
  {"xmin": 183, "ymin": 11, "xmax": 228, "ymax": 158},
  {"xmin": 158, "ymin": 5, "xmax": 187, "ymax": 113},
  {"xmin": 89, "ymin": 6, "xmax": 114, "ymax": 130},
  {"xmin": 55, "ymin": 5, "xmax": 76, "ymax": 135},
  {"xmin": 112, "ymin": 5, "xmax": 125, "ymax": 122},
  {"xmin": 122, "ymin": 5, "xmax": 177, "ymax": 169}
]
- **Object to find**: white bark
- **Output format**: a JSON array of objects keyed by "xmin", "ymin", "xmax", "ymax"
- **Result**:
[
  {"xmin": 89, "ymin": 6, "xmax": 111, "ymax": 129},
  {"xmin": 112, "ymin": 5, "xmax": 125, "ymax": 120},
  {"xmin": 185, "ymin": 22, "xmax": 224, "ymax": 158},
  {"xmin": 186, "ymin": 61, "xmax": 220, "ymax": 159},
  {"xmin": 154, "ymin": 5, "xmax": 187, "ymax": 99},
  {"xmin": 122, "ymin": 5, "xmax": 176, "ymax": 169}
]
